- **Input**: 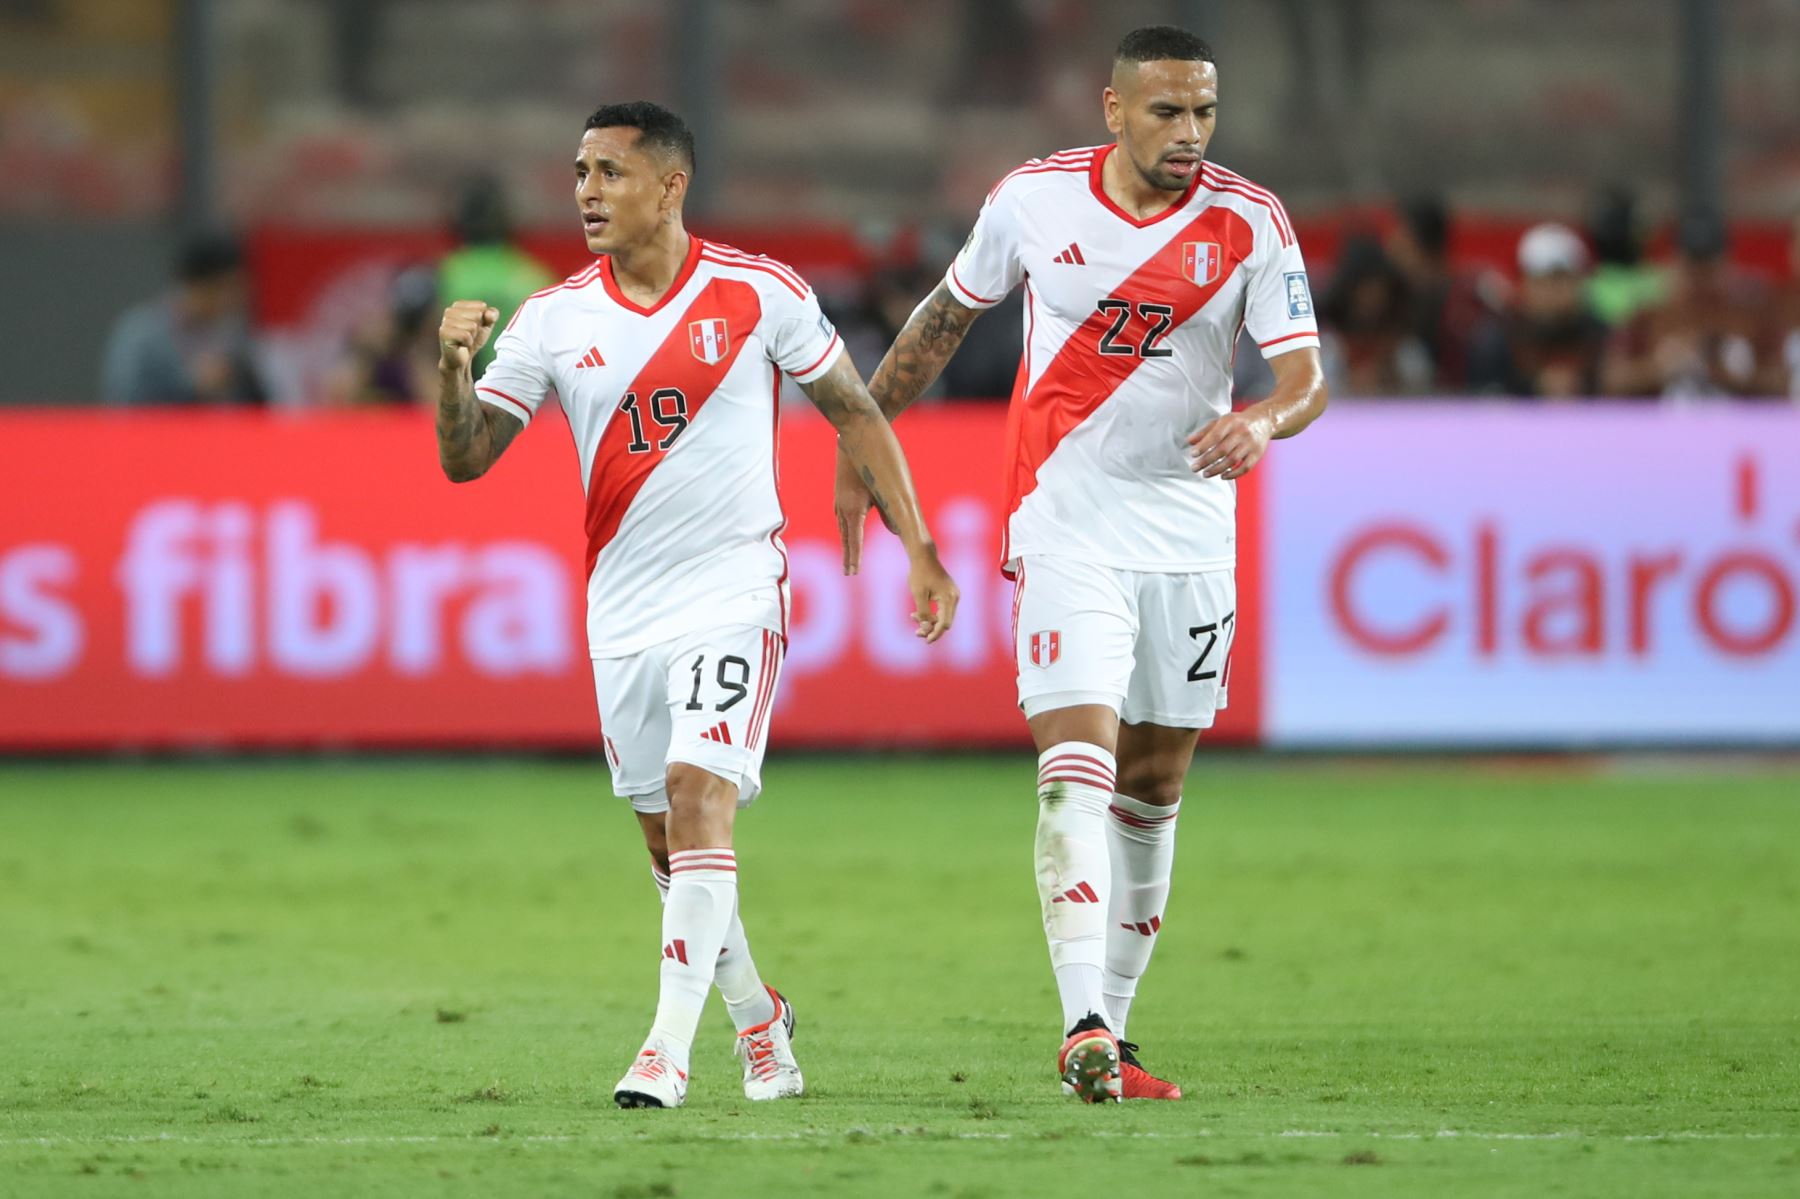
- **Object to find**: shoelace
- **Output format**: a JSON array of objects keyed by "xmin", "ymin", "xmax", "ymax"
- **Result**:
[
  {"xmin": 631, "ymin": 1051, "xmax": 670, "ymax": 1081},
  {"xmin": 741, "ymin": 1031, "xmax": 780, "ymax": 1081}
]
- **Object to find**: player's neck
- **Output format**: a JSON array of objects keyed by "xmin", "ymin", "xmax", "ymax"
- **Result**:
[
  {"xmin": 608, "ymin": 223, "xmax": 693, "ymax": 306},
  {"xmin": 1100, "ymin": 145, "xmax": 1182, "ymax": 221}
]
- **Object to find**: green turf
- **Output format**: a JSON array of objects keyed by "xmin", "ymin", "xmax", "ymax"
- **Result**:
[{"xmin": 1, "ymin": 756, "xmax": 1797, "ymax": 1197}]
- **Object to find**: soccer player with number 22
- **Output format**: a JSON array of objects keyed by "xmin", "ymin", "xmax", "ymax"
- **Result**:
[
  {"xmin": 435, "ymin": 102, "xmax": 960, "ymax": 1110},
  {"xmin": 838, "ymin": 26, "xmax": 1327, "ymax": 1103}
]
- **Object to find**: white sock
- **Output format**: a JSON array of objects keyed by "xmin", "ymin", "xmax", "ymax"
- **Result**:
[
  {"xmin": 1102, "ymin": 793, "xmax": 1180, "ymax": 1041},
  {"xmin": 1035, "ymin": 742, "xmax": 1117, "ymax": 1033},
  {"xmin": 649, "ymin": 860, "xmax": 776, "ymax": 1033},
  {"xmin": 646, "ymin": 848, "xmax": 738, "ymax": 1072}
]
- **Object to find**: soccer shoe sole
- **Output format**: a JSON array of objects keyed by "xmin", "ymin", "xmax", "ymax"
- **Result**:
[
  {"xmin": 1059, "ymin": 1035, "xmax": 1122, "ymax": 1104},
  {"xmin": 614, "ymin": 1089, "xmax": 673, "ymax": 1109}
]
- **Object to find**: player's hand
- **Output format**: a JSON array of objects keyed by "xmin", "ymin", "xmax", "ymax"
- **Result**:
[
  {"xmin": 438, "ymin": 300, "xmax": 500, "ymax": 374},
  {"xmin": 834, "ymin": 446, "xmax": 896, "ymax": 576},
  {"xmin": 906, "ymin": 545, "xmax": 960, "ymax": 643},
  {"xmin": 1188, "ymin": 409, "xmax": 1274, "ymax": 480}
]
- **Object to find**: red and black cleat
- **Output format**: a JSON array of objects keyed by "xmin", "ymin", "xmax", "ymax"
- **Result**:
[{"xmin": 1118, "ymin": 1040, "xmax": 1182, "ymax": 1100}]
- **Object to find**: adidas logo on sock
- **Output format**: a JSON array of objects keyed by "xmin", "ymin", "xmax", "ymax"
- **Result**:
[
  {"xmin": 699, "ymin": 722, "xmax": 732, "ymax": 745},
  {"xmin": 662, "ymin": 939, "xmax": 689, "ymax": 965},
  {"xmin": 574, "ymin": 346, "xmax": 606, "ymax": 369},
  {"xmin": 1119, "ymin": 915, "xmax": 1163, "ymax": 936},
  {"xmin": 1051, "ymin": 880, "xmax": 1100, "ymax": 904},
  {"xmin": 1051, "ymin": 243, "xmax": 1086, "ymax": 265}
]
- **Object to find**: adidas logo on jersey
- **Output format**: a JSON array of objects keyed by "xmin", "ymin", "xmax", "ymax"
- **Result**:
[
  {"xmin": 574, "ymin": 346, "xmax": 606, "ymax": 369},
  {"xmin": 699, "ymin": 722, "xmax": 732, "ymax": 745},
  {"xmin": 1051, "ymin": 243, "xmax": 1086, "ymax": 265}
]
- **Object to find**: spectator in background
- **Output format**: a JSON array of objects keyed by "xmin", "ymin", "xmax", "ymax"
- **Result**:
[
  {"xmin": 1602, "ymin": 213, "xmax": 1775, "ymax": 399},
  {"xmin": 835, "ymin": 263, "xmax": 944, "ymax": 403},
  {"xmin": 1770, "ymin": 211, "xmax": 1800, "ymax": 400},
  {"xmin": 437, "ymin": 175, "xmax": 553, "ymax": 378},
  {"xmin": 834, "ymin": 260, "xmax": 1023, "ymax": 402},
  {"xmin": 1468, "ymin": 223, "xmax": 1607, "ymax": 399},
  {"xmin": 1584, "ymin": 184, "xmax": 1666, "ymax": 327},
  {"xmin": 330, "ymin": 266, "xmax": 441, "ymax": 406},
  {"xmin": 100, "ymin": 231, "xmax": 268, "ymax": 407},
  {"xmin": 1317, "ymin": 235, "xmax": 1431, "ymax": 396},
  {"xmin": 1385, "ymin": 194, "xmax": 1492, "ymax": 388}
]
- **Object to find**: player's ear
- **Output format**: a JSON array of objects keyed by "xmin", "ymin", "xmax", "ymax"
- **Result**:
[
  {"xmin": 1102, "ymin": 84, "xmax": 1125, "ymax": 136},
  {"xmin": 661, "ymin": 167, "xmax": 689, "ymax": 214}
]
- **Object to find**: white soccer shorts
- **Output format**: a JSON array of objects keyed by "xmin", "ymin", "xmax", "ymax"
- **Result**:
[
  {"xmin": 1012, "ymin": 555, "xmax": 1237, "ymax": 729},
  {"xmin": 591, "ymin": 623, "xmax": 786, "ymax": 812}
]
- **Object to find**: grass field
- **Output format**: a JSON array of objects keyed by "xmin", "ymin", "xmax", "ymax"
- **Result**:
[{"xmin": 2, "ymin": 756, "xmax": 1797, "ymax": 1197}]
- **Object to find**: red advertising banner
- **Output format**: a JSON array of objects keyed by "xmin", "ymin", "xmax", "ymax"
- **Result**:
[{"xmin": 0, "ymin": 408, "xmax": 1263, "ymax": 750}]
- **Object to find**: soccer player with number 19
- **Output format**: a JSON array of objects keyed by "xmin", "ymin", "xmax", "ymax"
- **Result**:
[
  {"xmin": 435, "ymin": 102, "xmax": 959, "ymax": 1110},
  {"xmin": 837, "ymin": 27, "xmax": 1327, "ymax": 1102}
]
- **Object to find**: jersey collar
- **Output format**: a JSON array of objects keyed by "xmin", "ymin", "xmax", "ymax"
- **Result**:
[
  {"xmin": 600, "ymin": 234, "xmax": 704, "ymax": 316},
  {"xmin": 1088, "ymin": 144, "xmax": 1201, "ymax": 228}
]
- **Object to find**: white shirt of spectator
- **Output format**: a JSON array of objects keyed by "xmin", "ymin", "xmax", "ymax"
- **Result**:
[
  {"xmin": 475, "ymin": 237, "xmax": 843, "ymax": 657},
  {"xmin": 947, "ymin": 145, "xmax": 1318, "ymax": 573}
]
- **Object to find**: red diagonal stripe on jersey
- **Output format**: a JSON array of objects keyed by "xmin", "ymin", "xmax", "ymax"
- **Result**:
[
  {"xmin": 1003, "ymin": 207, "xmax": 1255, "ymax": 536},
  {"xmin": 584, "ymin": 278, "xmax": 762, "ymax": 576}
]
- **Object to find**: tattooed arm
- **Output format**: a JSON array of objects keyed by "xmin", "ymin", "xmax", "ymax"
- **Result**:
[
  {"xmin": 436, "ymin": 299, "xmax": 524, "ymax": 482},
  {"xmin": 802, "ymin": 353, "xmax": 961, "ymax": 641},
  {"xmin": 867, "ymin": 283, "xmax": 984, "ymax": 420},
  {"xmin": 835, "ymin": 284, "xmax": 984, "ymax": 572}
]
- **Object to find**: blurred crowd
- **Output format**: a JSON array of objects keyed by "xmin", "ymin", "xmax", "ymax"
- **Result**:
[
  {"xmin": 101, "ymin": 183, "xmax": 1800, "ymax": 410},
  {"xmin": 1287, "ymin": 190, "xmax": 1799, "ymax": 402}
]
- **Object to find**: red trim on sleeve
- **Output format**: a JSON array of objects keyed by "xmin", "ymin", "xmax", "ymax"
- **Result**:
[
  {"xmin": 1257, "ymin": 331, "xmax": 1317, "ymax": 350},
  {"xmin": 792, "ymin": 332, "xmax": 842, "ymax": 380},
  {"xmin": 475, "ymin": 386, "xmax": 531, "ymax": 420},
  {"xmin": 948, "ymin": 260, "xmax": 999, "ymax": 306}
]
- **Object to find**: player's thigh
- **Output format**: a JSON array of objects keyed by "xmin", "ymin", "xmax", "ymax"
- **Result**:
[
  {"xmin": 1122, "ymin": 568, "xmax": 1238, "ymax": 732},
  {"xmin": 662, "ymin": 624, "xmax": 785, "ymax": 809},
  {"xmin": 592, "ymin": 645, "xmax": 677, "ymax": 815},
  {"xmin": 1013, "ymin": 556, "xmax": 1138, "ymax": 745}
]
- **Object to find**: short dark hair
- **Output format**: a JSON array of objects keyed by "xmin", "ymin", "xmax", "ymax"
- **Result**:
[
  {"xmin": 1114, "ymin": 25, "xmax": 1215, "ymax": 67},
  {"xmin": 175, "ymin": 231, "xmax": 243, "ymax": 283},
  {"xmin": 1400, "ymin": 194, "xmax": 1450, "ymax": 258},
  {"xmin": 583, "ymin": 101, "xmax": 696, "ymax": 174}
]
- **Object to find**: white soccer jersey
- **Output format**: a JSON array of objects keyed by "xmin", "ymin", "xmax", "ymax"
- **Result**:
[
  {"xmin": 475, "ymin": 237, "xmax": 844, "ymax": 657},
  {"xmin": 947, "ymin": 144, "xmax": 1319, "ymax": 573}
]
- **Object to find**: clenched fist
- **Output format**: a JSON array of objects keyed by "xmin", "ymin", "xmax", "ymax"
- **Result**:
[{"xmin": 439, "ymin": 301, "xmax": 500, "ymax": 374}]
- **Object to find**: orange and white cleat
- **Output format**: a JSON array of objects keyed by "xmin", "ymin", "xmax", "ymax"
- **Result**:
[
  {"xmin": 613, "ymin": 1040, "xmax": 688, "ymax": 1109},
  {"xmin": 734, "ymin": 987, "xmax": 803, "ymax": 1101},
  {"xmin": 1118, "ymin": 1040, "xmax": 1182, "ymax": 1100},
  {"xmin": 1057, "ymin": 1013, "xmax": 1121, "ymax": 1103}
]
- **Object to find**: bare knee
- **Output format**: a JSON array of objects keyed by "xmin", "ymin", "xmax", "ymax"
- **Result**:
[
  {"xmin": 664, "ymin": 762, "xmax": 739, "ymax": 850},
  {"xmin": 1027, "ymin": 704, "xmax": 1119, "ymax": 757},
  {"xmin": 634, "ymin": 810, "xmax": 670, "ymax": 874},
  {"xmin": 1114, "ymin": 759, "xmax": 1185, "ymax": 807}
]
